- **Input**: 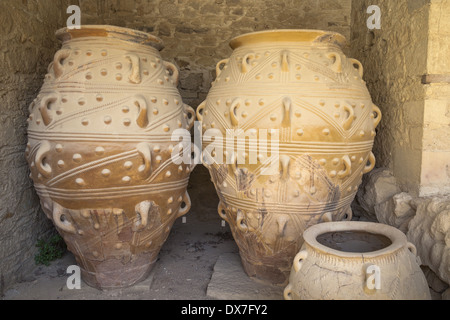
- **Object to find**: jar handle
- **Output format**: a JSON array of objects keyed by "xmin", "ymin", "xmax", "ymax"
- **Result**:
[
  {"xmin": 184, "ymin": 104, "xmax": 195, "ymax": 131},
  {"xmin": 52, "ymin": 202, "xmax": 77, "ymax": 234},
  {"xmin": 125, "ymin": 54, "xmax": 142, "ymax": 84},
  {"xmin": 345, "ymin": 207, "xmax": 353, "ymax": 221},
  {"xmin": 135, "ymin": 200, "xmax": 151, "ymax": 228},
  {"xmin": 217, "ymin": 201, "xmax": 228, "ymax": 222},
  {"xmin": 338, "ymin": 155, "xmax": 352, "ymax": 179},
  {"xmin": 190, "ymin": 142, "xmax": 199, "ymax": 172},
  {"xmin": 229, "ymin": 98, "xmax": 242, "ymax": 127},
  {"xmin": 363, "ymin": 152, "xmax": 376, "ymax": 174},
  {"xmin": 163, "ymin": 61, "xmax": 179, "ymax": 86},
  {"xmin": 407, "ymin": 242, "xmax": 422, "ymax": 265},
  {"xmin": 216, "ymin": 59, "xmax": 229, "ymax": 78},
  {"xmin": 349, "ymin": 58, "xmax": 364, "ymax": 78},
  {"xmin": 407, "ymin": 242, "xmax": 418, "ymax": 256},
  {"xmin": 236, "ymin": 209, "xmax": 248, "ymax": 232},
  {"xmin": 196, "ymin": 101, "xmax": 206, "ymax": 122},
  {"xmin": 283, "ymin": 284, "xmax": 293, "ymax": 300},
  {"xmin": 134, "ymin": 95, "xmax": 148, "ymax": 128},
  {"xmin": 241, "ymin": 53, "xmax": 254, "ymax": 73},
  {"xmin": 35, "ymin": 140, "xmax": 52, "ymax": 178},
  {"xmin": 327, "ymin": 52, "xmax": 343, "ymax": 73},
  {"xmin": 280, "ymin": 155, "xmax": 290, "ymax": 181},
  {"xmin": 229, "ymin": 151, "xmax": 238, "ymax": 176},
  {"xmin": 282, "ymin": 97, "xmax": 292, "ymax": 127},
  {"xmin": 293, "ymin": 250, "xmax": 308, "ymax": 273},
  {"xmin": 281, "ymin": 51, "xmax": 289, "ymax": 72},
  {"xmin": 53, "ymin": 49, "xmax": 71, "ymax": 78},
  {"xmin": 321, "ymin": 212, "xmax": 333, "ymax": 223},
  {"xmin": 177, "ymin": 191, "xmax": 191, "ymax": 217},
  {"xmin": 372, "ymin": 104, "xmax": 382, "ymax": 129},
  {"xmin": 136, "ymin": 142, "xmax": 152, "ymax": 178},
  {"xmin": 342, "ymin": 104, "xmax": 355, "ymax": 131},
  {"xmin": 39, "ymin": 94, "xmax": 58, "ymax": 126}
]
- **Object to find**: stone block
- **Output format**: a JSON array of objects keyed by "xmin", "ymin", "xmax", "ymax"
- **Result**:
[
  {"xmin": 407, "ymin": 196, "xmax": 450, "ymax": 285},
  {"xmin": 356, "ymin": 168, "xmax": 401, "ymax": 220},
  {"xmin": 180, "ymin": 73, "xmax": 204, "ymax": 91},
  {"xmin": 375, "ymin": 192, "xmax": 415, "ymax": 233},
  {"xmin": 207, "ymin": 253, "xmax": 284, "ymax": 300},
  {"xmin": 420, "ymin": 151, "xmax": 450, "ymax": 197},
  {"xmin": 443, "ymin": 288, "xmax": 450, "ymax": 300}
]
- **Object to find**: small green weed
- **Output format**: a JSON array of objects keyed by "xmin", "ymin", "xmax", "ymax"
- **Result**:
[{"xmin": 34, "ymin": 234, "xmax": 67, "ymax": 266}]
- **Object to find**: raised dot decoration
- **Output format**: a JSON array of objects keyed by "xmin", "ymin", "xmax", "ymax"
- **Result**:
[
  {"xmin": 95, "ymin": 147, "xmax": 105, "ymax": 156},
  {"xmin": 124, "ymin": 161, "xmax": 133, "ymax": 169},
  {"xmin": 104, "ymin": 116, "xmax": 112, "ymax": 124},
  {"xmin": 73, "ymin": 153, "xmax": 82, "ymax": 162},
  {"xmin": 101, "ymin": 169, "xmax": 111, "ymax": 177}
]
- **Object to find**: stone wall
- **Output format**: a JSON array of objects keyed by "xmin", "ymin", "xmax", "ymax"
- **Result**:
[
  {"xmin": 350, "ymin": 0, "xmax": 450, "ymax": 296},
  {"xmin": 350, "ymin": 0, "xmax": 430, "ymax": 196},
  {"xmin": 0, "ymin": 0, "xmax": 72, "ymax": 294},
  {"xmin": 420, "ymin": 0, "xmax": 450, "ymax": 197},
  {"xmin": 79, "ymin": 0, "xmax": 353, "ymax": 108}
]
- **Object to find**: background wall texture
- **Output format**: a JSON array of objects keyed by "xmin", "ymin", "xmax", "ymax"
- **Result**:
[
  {"xmin": 79, "ymin": 0, "xmax": 352, "ymax": 108},
  {"xmin": 350, "ymin": 0, "xmax": 450, "ymax": 197}
]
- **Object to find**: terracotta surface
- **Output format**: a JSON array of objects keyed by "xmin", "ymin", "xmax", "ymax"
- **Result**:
[
  {"xmin": 197, "ymin": 29, "xmax": 381, "ymax": 285},
  {"xmin": 284, "ymin": 221, "xmax": 431, "ymax": 300},
  {"xmin": 25, "ymin": 25, "xmax": 195, "ymax": 290}
]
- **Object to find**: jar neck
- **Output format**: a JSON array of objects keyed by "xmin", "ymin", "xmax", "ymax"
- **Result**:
[
  {"xmin": 56, "ymin": 25, "xmax": 164, "ymax": 51},
  {"xmin": 230, "ymin": 29, "xmax": 347, "ymax": 50}
]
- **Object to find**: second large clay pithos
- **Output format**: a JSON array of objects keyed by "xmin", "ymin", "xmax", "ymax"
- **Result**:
[
  {"xmin": 26, "ymin": 26, "xmax": 195, "ymax": 289},
  {"xmin": 197, "ymin": 29, "xmax": 382, "ymax": 285}
]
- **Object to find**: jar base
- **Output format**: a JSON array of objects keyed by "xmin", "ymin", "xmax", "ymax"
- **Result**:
[
  {"xmin": 239, "ymin": 251, "xmax": 291, "ymax": 287},
  {"xmin": 78, "ymin": 253, "xmax": 157, "ymax": 290}
]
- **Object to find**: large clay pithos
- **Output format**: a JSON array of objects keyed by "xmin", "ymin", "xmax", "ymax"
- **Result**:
[
  {"xmin": 284, "ymin": 222, "xmax": 431, "ymax": 300},
  {"xmin": 26, "ymin": 25, "xmax": 195, "ymax": 289},
  {"xmin": 197, "ymin": 30, "xmax": 382, "ymax": 285}
]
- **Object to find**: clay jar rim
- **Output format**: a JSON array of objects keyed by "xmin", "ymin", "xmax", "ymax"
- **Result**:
[
  {"xmin": 229, "ymin": 29, "xmax": 349, "ymax": 50},
  {"xmin": 302, "ymin": 221, "xmax": 407, "ymax": 259},
  {"xmin": 55, "ymin": 25, "xmax": 164, "ymax": 51}
]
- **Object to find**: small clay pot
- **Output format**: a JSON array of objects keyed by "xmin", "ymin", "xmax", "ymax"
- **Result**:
[{"xmin": 284, "ymin": 221, "xmax": 431, "ymax": 300}]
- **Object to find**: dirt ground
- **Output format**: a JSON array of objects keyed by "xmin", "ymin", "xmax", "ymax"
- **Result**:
[{"xmin": 2, "ymin": 165, "xmax": 242, "ymax": 300}]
